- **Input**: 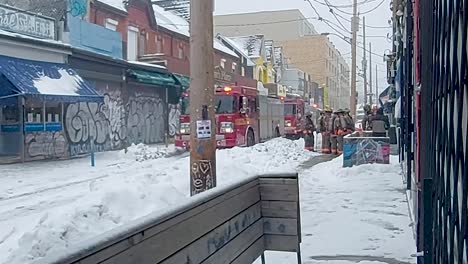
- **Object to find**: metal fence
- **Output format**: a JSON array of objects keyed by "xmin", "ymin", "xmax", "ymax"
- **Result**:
[{"xmin": 419, "ymin": 0, "xmax": 468, "ymax": 263}]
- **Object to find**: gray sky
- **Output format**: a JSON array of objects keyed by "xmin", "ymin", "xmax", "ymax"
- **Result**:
[{"xmin": 215, "ymin": 0, "xmax": 392, "ymax": 100}]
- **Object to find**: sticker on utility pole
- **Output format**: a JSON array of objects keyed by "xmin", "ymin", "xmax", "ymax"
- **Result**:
[{"xmin": 196, "ymin": 120, "xmax": 211, "ymax": 139}]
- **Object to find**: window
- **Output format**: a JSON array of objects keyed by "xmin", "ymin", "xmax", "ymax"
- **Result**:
[
  {"xmin": 178, "ymin": 43, "xmax": 185, "ymax": 59},
  {"xmin": 156, "ymin": 35, "xmax": 163, "ymax": 53},
  {"xmin": 1, "ymin": 105, "xmax": 19, "ymax": 124},
  {"xmin": 25, "ymin": 100, "xmax": 43, "ymax": 123},
  {"xmin": 105, "ymin": 18, "xmax": 118, "ymax": 31},
  {"xmin": 231, "ymin": 62, "xmax": 237, "ymax": 73},
  {"xmin": 220, "ymin": 58, "xmax": 226, "ymax": 69},
  {"xmin": 241, "ymin": 66, "xmax": 245, "ymax": 76},
  {"xmin": 127, "ymin": 26, "xmax": 139, "ymax": 61},
  {"xmin": 45, "ymin": 102, "xmax": 62, "ymax": 123},
  {"xmin": 138, "ymin": 31, "xmax": 146, "ymax": 57}
]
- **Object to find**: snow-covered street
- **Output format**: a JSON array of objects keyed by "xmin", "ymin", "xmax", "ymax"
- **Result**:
[
  {"xmin": 257, "ymin": 156, "xmax": 416, "ymax": 264},
  {"xmin": 0, "ymin": 138, "xmax": 415, "ymax": 264},
  {"xmin": 0, "ymin": 138, "xmax": 316, "ymax": 264}
]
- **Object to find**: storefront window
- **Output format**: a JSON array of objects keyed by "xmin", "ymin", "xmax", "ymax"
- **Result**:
[
  {"xmin": 1, "ymin": 105, "xmax": 19, "ymax": 124},
  {"xmin": 45, "ymin": 102, "xmax": 62, "ymax": 123},
  {"xmin": 25, "ymin": 99, "xmax": 43, "ymax": 123},
  {"xmin": 24, "ymin": 99, "xmax": 63, "ymax": 132}
]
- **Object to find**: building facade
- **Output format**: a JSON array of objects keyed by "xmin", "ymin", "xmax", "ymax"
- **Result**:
[
  {"xmin": 214, "ymin": 9, "xmax": 317, "ymax": 41},
  {"xmin": 281, "ymin": 35, "xmax": 350, "ymax": 109},
  {"xmin": 215, "ymin": 10, "xmax": 350, "ymax": 110}
]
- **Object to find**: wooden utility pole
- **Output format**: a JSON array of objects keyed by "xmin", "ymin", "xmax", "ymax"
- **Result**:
[
  {"xmin": 350, "ymin": 0, "xmax": 358, "ymax": 117},
  {"xmin": 189, "ymin": 0, "xmax": 216, "ymax": 196},
  {"xmin": 369, "ymin": 42, "xmax": 373, "ymax": 105},
  {"xmin": 362, "ymin": 16, "xmax": 367, "ymax": 105}
]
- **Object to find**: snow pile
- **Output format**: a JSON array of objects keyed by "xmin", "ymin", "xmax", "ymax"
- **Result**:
[
  {"xmin": 0, "ymin": 138, "xmax": 316, "ymax": 264},
  {"xmin": 124, "ymin": 143, "xmax": 173, "ymax": 162}
]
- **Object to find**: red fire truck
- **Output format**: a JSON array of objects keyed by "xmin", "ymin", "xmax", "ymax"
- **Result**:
[
  {"xmin": 284, "ymin": 94, "xmax": 305, "ymax": 140},
  {"xmin": 176, "ymin": 86, "xmax": 283, "ymax": 149}
]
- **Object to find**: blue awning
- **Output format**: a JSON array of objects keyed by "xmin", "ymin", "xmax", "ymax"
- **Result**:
[{"xmin": 0, "ymin": 55, "xmax": 103, "ymax": 103}]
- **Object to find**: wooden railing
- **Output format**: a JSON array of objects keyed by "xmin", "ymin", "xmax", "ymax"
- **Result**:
[{"xmin": 37, "ymin": 173, "xmax": 301, "ymax": 264}]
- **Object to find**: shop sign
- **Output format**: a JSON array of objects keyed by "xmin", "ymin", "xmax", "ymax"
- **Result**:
[
  {"xmin": 277, "ymin": 85, "xmax": 287, "ymax": 97},
  {"xmin": 0, "ymin": 5, "xmax": 56, "ymax": 40},
  {"xmin": 214, "ymin": 67, "xmax": 233, "ymax": 83}
]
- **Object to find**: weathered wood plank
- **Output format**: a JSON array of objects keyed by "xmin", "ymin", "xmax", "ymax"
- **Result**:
[
  {"xmin": 263, "ymin": 218, "xmax": 298, "ymax": 236},
  {"xmin": 99, "ymin": 186, "xmax": 261, "ymax": 264},
  {"xmin": 160, "ymin": 203, "xmax": 262, "ymax": 264},
  {"xmin": 69, "ymin": 180, "xmax": 261, "ymax": 264},
  {"xmin": 260, "ymin": 184, "xmax": 299, "ymax": 201},
  {"xmin": 261, "ymin": 201, "xmax": 298, "ymax": 218},
  {"xmin": 259, "ymin": 178, "xmax": 298, "ymax": 186},
  {"xmin": 230, "ymin": 236, "xmax": 265, "ymax": 264},
  {"xmin": 201, "ymin": 219, "xmax": 264, "ymax": 264},
  {"xmin": 144, "ymin": 179, "xmax": 260, "ymax": 238},
  {"xmin": 264, "ymin": 235, "xmax": 299, "ymax": 252}
]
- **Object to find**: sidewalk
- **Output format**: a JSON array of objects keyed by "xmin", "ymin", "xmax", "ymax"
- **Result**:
[{"xmin": 259, "ymin": 156, "xmax": 416, "ymax": 264}]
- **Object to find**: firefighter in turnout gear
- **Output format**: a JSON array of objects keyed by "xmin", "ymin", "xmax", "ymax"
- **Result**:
[
  {"xmin": 329, "ymin": 109, "xmax": 339, "ymax": 155},
  {"xmin": 302, "ymin": 112, "xmax": 316, "ymax": 151},
  {"xmin": 335, "ymin": 109, "xmax": 348, "ymax": 155},
  {"xmin": 319, "ymin": 107, "xmax": 333, "ymax": 153}
]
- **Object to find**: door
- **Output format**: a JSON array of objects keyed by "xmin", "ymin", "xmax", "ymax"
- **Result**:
[{"xmin": 127, "ymin": 27, "xmax": 139, "ymax": 61}]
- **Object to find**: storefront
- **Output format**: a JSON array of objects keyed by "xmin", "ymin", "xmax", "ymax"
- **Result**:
[{"xmin": 0, "ymin": 54, "xmax": 103, "ymax": 163}]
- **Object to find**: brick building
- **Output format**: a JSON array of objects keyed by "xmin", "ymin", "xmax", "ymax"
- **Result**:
[{"xmin": 90, "ymin": 0, "xmax": 240, "ymax": 77}]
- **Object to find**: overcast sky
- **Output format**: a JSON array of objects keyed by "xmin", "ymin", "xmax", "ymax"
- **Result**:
[{"xmin": 215, "ymin": 0, "xmax": 392, "ymax": 99}]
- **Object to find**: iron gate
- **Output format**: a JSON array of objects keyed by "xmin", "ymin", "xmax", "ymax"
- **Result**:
[{"xmin": 419, "ymin": 0, "xmax": 468, "ymax": 263}]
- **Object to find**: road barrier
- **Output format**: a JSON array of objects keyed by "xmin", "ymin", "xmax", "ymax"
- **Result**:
[
  {"xmin": 343, "ymin": 132, "xmax": 391, "ymax": 167},
  {"xmin": 37, "ymin": 173, "xmax": 302, "ymax": 264}
]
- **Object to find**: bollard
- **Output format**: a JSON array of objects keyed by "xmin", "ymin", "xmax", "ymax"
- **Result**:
[
  {"xmin": 91, "ymin": 151, "xmax": 95, "ymax": 167},
  {"xmin": 90, "ymin": 136, "xmax": 95, "ymax": 167}
]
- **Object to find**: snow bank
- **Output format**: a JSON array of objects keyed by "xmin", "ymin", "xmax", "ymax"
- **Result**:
[
  {"xmin": 255, "ymin": 156, "xmax": 416, "ymax": 264},
  {"xmin": 123, "ymin": 143, "xmax": 176, "ymax": 162},
  {"xmin": 0, "ymin": 138, "xmax": 316, "ymax": 264}
]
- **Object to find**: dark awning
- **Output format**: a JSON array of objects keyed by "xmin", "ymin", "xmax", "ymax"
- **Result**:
[
  {"xmin": 172, "ymin": 74, "xmax": 190, "ymax": 90},
  {"xmin": 0, "ymin": 55, "xmax": 103, "ymax": 103},
  {"xmin": 128, "ymin": 69, "xmax": 177, "ymax": 87}
]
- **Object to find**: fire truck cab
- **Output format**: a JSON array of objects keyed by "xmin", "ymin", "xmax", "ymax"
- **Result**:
[
  {"xmin": 176, "ymin": 86, "xmax": 259, "ymax": 149},
  {"xmin": 284, "ymin": 94, "xmax": 305, "ymax": 140}
]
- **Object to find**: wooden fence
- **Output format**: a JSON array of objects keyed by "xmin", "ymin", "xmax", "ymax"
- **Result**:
[{"xmin": 37, "ymin": 173, "xmax": 301, "ymax": 264}]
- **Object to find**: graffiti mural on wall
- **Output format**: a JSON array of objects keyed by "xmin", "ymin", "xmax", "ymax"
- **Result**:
[
  {"xmin": 343, "ymin": 136, "xmax": 391, "ymax": 167},
  {"xmin": 65, "ymin": 101, "xmax": 112, "ymax": 156},
  {"xmin": 25, "ymin": 131, "xmax": 68, "ymax": 160},
  {"xmin": 127, "ymin": 94, "xmax": 165, "ymax": 144},
  {"xmin": 168, "ymin": 103, "xmax": 180, "ymax": 137},
  {"xmin": 64, "ymin": 87, "xmax": 166, "ymax": 156}
]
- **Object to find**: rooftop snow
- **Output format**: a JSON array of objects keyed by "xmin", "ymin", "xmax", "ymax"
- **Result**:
[
  {"xmin": 96, "ymin": 0, "xmax": 127, "ymax": 12},
  {"xmin": 0, "ymin": 29, "xmax": 69, "ymax": 48},
  {"xmin": 128, "ymin": 60, "xmax": 167, "ymax": 70},
  {"xmin": 219, "ymin": 36, "xmax": 256, "ymax": 66},
  {"xmin": 32, "ymin": 69, "xmax": 82, "ymax": 96},
  {"xmin": 153, "ymin": 5, "xmax": 238, "ymax": 58},
  {"xmin": 227, "ymin": 35, "xmax": 263, "ymax": 59}
]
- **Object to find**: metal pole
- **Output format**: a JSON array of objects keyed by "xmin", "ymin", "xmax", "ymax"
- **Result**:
[
  {"xmin": 375, "ymin": 65, "xmax": 379, "ymax": 105},
  {"xmin": 362, "ymin": 17, "xmax": 367, "ymax": 106},
  {"xmin": 189, "ymin": 0, "xmax": 216, "ymax": 196},
  {"xmin": 369, "ymin": 42, "xmax": 373, "ymax": 105},
  {"xmin": 350, "ymin": 0, "xmax": 358, "ymax": 118}
]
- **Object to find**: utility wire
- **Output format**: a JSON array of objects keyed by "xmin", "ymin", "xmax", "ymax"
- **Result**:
[{"xmin": 323, "ymin": 0, "xmax": 350, "ymax": 33}]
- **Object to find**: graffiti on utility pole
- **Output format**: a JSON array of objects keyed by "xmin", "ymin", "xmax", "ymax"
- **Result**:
[{"xmin": 191, "ymin": 160, "xmax": 215, "ymax": 195}]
